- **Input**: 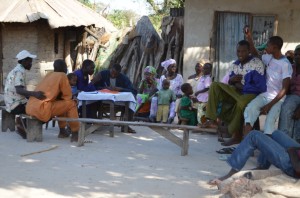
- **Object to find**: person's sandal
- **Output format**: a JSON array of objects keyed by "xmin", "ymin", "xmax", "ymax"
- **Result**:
[
  {"xmin": 70, "ymin": 133, "xmax": 78, "ymax": 142},
  {"xmin": 58, "ymin": 128, "xmax": 71, "ymax": 138}
]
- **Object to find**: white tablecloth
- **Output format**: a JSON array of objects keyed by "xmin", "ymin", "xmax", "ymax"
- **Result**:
[{"xmin": 77, "ymin": 91, "xmax": 136, "ymax": 111}]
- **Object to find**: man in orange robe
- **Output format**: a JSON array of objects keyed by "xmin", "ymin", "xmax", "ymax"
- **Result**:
[{"xmin": 26, "ymin": 59, "xmax": 79, "ymax": 142}]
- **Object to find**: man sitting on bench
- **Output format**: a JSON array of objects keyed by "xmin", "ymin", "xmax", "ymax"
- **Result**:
[
  {"xmin": 4, "ymin": 50, "xmax": 46, "ymax": 139},
  {"xmin": 26, "ymin": 59, "xmax": 80, "ymax": 142}
]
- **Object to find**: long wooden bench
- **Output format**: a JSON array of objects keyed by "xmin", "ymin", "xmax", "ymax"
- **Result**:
[{"xmin": 52, "ymin": 117, "xmax": 216, "ymax": 156}]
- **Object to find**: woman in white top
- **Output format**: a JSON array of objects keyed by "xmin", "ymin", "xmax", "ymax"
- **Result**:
[{"xmin": 149, "ymin": 59, "xmax": 184, "ymax": 123}]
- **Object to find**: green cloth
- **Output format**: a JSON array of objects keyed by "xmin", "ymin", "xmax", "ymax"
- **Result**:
[
  {"xmin": 157, "ymin": 89, "xmax": 176, "ymax": 105},
  {"xmin": 180, "ymin": 96, "xmax": 197, "ymax": 126},
  {"xmin": 206, "ymin": 82, "xmax": 256, "ymax": 134}
]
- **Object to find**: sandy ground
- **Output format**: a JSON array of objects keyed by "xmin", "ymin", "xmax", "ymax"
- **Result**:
[{"xmin": 0, "ymin": 121, "xmax": 257, "ymax": 198}]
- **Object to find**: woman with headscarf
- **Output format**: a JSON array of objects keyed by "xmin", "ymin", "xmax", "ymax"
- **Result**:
[
  {"xmin": 149, "ymin": 59, "xmax": 184, "ymax": 123},
  {"xmin": 135, "ymin": 66, "xmax": 158, "ymax": 116}
]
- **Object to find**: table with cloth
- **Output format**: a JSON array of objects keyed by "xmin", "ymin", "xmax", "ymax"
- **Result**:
[{"xmin": 77, "ymin": 91, "xmax": 136, "ymax": 134}]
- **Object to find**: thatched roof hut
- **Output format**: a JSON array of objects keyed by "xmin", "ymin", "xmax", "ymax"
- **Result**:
[{"xmin": 0, "ymin": 0, "xmax": 116, "ymax": 90}]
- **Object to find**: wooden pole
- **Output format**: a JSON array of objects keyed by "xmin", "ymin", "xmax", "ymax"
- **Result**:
[{"xmin": 0, "ymin": 24, "xmax": 3, "ymax": 92}]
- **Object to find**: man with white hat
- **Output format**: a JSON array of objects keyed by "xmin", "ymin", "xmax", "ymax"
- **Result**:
[{"xmin": 4, "ymin": 50, "xmax": 46, "ymax": 139}]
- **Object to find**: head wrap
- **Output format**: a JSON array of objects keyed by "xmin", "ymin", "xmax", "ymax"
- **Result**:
[
  {"xmin": 161, "ymin": 59, "xmax": 176, "ymax": 70},
  {"xmin": 144, "ymin": 66, "xmax": 156, "ymax": 75},
  {"xmin": 295, "ymin": 44, "xmax": 300, "ymax": 51}
]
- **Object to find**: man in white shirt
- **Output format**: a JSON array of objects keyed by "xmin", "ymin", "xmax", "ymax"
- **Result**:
[
  {"xmin": 4, "ymin": 50, "xmax": 45, "ymax": 138},
  {"xmin": 244, "ymin": 35, "xmax": 292, "ymax": 135}
]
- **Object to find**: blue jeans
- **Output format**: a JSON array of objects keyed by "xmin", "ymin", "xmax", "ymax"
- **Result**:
[
  {"xmin": 279, "ymin": 94, "xmax": 300, "ymax": 140},
  {"xmin": 227, "ymin": 130, "xmax": 300, "ymax": 177},
  {"xmin": 244, "ymin": 94, "xmax": 283, "ymax": 134}
]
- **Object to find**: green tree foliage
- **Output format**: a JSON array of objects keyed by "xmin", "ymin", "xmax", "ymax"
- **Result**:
[
  {"xmin": 78, "ymin": 0, "xmax": 93, "ymax": 8},
  {"xmin": 107, "ymin": 10, "xmax": 138, "ymax": 29},
  {"xmin": 146, "ymin": 0, "xmax": 185, "ymax": 32}
]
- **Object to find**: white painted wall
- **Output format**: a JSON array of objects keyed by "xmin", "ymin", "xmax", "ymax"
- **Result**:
[{"xmin": 183, "ymin": 0, "xmax": 300, "ymax": 80}]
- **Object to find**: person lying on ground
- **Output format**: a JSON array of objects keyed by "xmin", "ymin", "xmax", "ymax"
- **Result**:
[{"xmin": 209, "ymin": 130, "xmax": 300, "ymax": 186}]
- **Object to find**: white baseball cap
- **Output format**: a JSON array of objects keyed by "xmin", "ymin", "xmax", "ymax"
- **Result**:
[{"xmin": 16, "ymin": 50, "xmax": 37, "ymax": 61}]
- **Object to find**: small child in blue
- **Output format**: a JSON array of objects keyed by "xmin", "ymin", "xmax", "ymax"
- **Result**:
[
  {"xmin": 156, "ymin": 79, "xmax": 176, "ymax": 123},
  {"xmin": 67, "ymin": 73, "xmax": 78, "ymax": 97}
]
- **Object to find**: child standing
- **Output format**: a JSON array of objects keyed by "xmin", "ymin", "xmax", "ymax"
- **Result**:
[
  {"xmin": 180, "ymin": 83, "xmax": 197, "ymax": 126},
  {"xmin": 194, "ymin": 63, "xmax": 213, "ymax": 124},
  {"xmin": 156, "ymin": 79, "xmax": 176, "ymax": 123}
]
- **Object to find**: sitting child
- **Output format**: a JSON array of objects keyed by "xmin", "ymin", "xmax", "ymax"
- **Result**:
[
  {"xmin": 156, "ymin": 79, "xmax": 176, "ymax": 123},
  {"xmin": 67, "ymin": 73, "xmax": 79, "ymax": 97},
  {"xmin": 179, "ymin": 83, "xmax": 197, "ymax": 126}
]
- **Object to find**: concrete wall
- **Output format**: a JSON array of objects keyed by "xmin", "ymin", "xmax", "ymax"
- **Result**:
[
  {"xmin": 2, "ymin": 21, "xmax": 64, "ymax": 90},
  {"xmin": 183, "ymin": 0, "xmax": 300, "ymax": 80}
]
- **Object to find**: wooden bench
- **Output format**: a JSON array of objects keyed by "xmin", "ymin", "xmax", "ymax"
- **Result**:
[
  {"xmin": 0, "ymin": 106, "xmax": 16, "ymax": 132},
  {"xmin": 178, "ymin": 116, "xmax": 189, "ymax": 125},
  {"xmin": 19, "ymin": 114, "xmax": 43, "ymax": 142},
  {"xmin": 52, "ymin": 117, "xmax": 216, "ymax": 156},
  {"xmin": 0, "ymin": 106, "xmax": 44, "ymax": 141}
]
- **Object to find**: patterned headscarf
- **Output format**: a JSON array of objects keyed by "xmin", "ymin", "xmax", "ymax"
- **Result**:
[
  {"xmin": 161, "ymin": 59, "xmax": 176, "ymax": 70},
  {"xmin": 144, "ymin": 66, "xmax": 156, "ymax": 75}
]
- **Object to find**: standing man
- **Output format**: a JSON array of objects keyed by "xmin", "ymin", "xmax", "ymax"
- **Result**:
[
  {"xmin": 26, "ymin": 59, "xmax": 80, "ymax": 142},
  {"xmin": 201, "ymin": 40, "xmax": 266, "ymax": 146},
  {"xmin": 4, "ymin": 50, "xmax": 45, "ymax": 138}
]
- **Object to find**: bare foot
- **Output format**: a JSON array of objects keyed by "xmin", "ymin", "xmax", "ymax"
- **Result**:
[
  {"xmin": 208, "ymin": 169, "xmax": 238, "ymax": 185},
  {"xmin": 200, "ymin": 120, "xmax": 218, "ymax": 129},
  {"xmin": 208, "ymin": 178, "xmax": 222, "ymax": 186}
]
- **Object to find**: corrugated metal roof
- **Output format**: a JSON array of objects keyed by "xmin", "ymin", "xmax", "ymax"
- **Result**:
[{"xmin": 0, "ymin": 0, "xmax": 117, "ymax": 32}]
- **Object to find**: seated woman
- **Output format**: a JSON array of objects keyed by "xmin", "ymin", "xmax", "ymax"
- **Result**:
[
  {"xmin": 135, "ymin": 66, "xmax": 158, "ymax": 117},
  {"xmin": 149, "ymin": 59, "xmax": 184, "ymax": 123},
  {"xmin": 186, "ymin": 62, "xmax": 202, "ymax": 93}
]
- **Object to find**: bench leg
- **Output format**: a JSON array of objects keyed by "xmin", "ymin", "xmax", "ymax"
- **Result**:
[
  {"xmin": 2, "ymin": 110, "xmax": 15, "ymax": 132},
  {"xmin": 26, "ymin": 119, "xmax": 43, "ymax": 142},
  {"xmin": 181, "ymin": 129, "xmax": 189, "ymax": 156},
  {"xmin": 78, "ymin": 123, "xmax": 85, "ymax": 147}
]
